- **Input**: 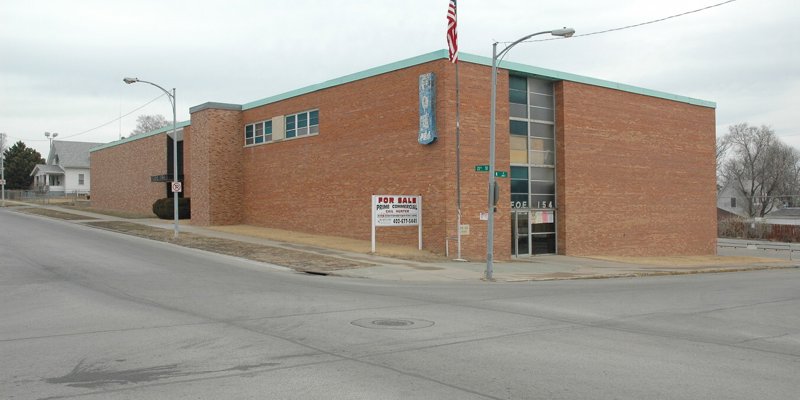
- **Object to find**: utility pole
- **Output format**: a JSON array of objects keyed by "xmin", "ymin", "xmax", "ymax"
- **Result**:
[{"xmin": 1, "ymin": 132, "xmax": 6, "ymax": 207}]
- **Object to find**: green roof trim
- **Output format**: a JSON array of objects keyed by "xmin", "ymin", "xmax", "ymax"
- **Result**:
[
  {"xmin": 458, "ymin": 52, "xmax": 716, "ymax": 108},
  {"xmin": 90, "ymin": 120, "xmax": 191, "ymax": 153},
  {"xmin": 93, "ymin": 50, "xmax": 714, "ymax": 153},
  {"xmin": 242, "ymin": 49, "xmax": 714, "ymax": 110},
  {"xmin": 242, "ymin": 51, "xmax": 450, "ymax": 110}
]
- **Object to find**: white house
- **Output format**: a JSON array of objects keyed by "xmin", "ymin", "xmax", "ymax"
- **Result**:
[
  {"xmin": 31, "ymin": 140, "xmax": 102, "ymax": 195},
  {"xmin": 717, "ymin": 181, "xmax": 751, "ymax": 217},
  {"xmin": 717, "ymin": 180, "xmax": 784, "ymax": 218}
]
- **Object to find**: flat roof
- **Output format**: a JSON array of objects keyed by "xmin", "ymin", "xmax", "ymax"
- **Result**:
[
  {"xmin": 90, "ymin": 121, "xmax": 190, "ymax": 153},
  {"xmin": 93, "ymin": 50, "xmax": 715, "ymax": 153},
  {"xmin": 243, "ymin": 49, "xmax": 715, "ymax": 110}
]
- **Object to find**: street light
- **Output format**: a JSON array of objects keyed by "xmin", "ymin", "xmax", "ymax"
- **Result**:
[
  {"xmin": 123, "ymin": 77, "xmax": 180, "ymax": 238},
  {"xmin": 485, "ymin": 28, "xmax": 575, "ymax": 281},
  {"xmin": 43, "ymin": 132, "xmax": 59, "ymax": 189},
  {"xmin": 1, "ymin": 132, "xmax": 6, "ymax": 207},
  {"xmin": 44, "ymin": 131, "xmax": 59, "ymax": 146}
]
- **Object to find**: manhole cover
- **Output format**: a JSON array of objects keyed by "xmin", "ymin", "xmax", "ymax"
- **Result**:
[{"xmin": 351, "ymin": 318, "xmax": 434, "ymax": 330}]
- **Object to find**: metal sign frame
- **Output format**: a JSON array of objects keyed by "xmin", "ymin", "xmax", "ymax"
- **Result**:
[{"xmin": 371, "ymin": 195, "xmax": 423, "ymax": 253}]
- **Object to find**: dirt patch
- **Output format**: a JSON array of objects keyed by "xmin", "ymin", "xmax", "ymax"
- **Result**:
[
  {"xmin": 16, "ymin": 208, "xmax": 97, "ymax": 220},
  {"xmin": 587, "ymin": 255, "xmax": 789, "ymax": 267},
  {"xmin": 208, "ymin": 225, "xmax": 448, "ymax": 262},
  {"xmin": 85, "ymin": 221, "xmax": 374, "ymax": 272}
]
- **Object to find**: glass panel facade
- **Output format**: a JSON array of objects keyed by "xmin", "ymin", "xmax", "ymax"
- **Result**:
[
  {"xmin": 510, "ymin": 135, "xmax": 528, "ymax": 164},
  {"xmin": 508, "ymin": 76, "xmax": 557, "ymax": 255},
  {"xmin": 510, "ymin": 120, "xmax": 527, "ymax": 136},
  {"xmin": 510, "ymin": 103, "xmax": 527, "ymax": 118},
  {"xmin": 530, "ymin": 123, "xmax": 554, "ymax": 138},
  {"xmin": 530, "ymin": 106, "xmax": 554, "ymax": 122},
  {"xmin": 530, "ymin": 93, "xmax": 553, "ymax": 109}
]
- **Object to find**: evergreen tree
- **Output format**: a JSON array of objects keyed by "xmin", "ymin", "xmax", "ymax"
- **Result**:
[{"xmin": 2, "ymin": 141, "xmax": 44, "ymax": 190}]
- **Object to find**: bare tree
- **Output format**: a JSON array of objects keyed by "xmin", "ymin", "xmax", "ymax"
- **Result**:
[
  {"xmin": 716, "ymin": 136, "xmax": 731, "ymax": 189},
  {"xmin": 721, "ymin": 123, "xmax": 800, "ymax": 217},
  {"xmin": 131, "ymin": 114, "xmax": 169, "ymax": 136}
]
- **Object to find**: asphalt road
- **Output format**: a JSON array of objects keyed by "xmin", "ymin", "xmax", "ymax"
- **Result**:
[{"xmin": 1, "ymin": 208, "xmax": 799, "ymax": 400}]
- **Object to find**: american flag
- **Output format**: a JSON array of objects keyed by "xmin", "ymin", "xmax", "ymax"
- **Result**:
[{"xmin": 447, "ymin": 0, "xmax": 458, "ymax": 63}]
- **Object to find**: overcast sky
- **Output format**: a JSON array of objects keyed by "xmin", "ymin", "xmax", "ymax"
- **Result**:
[{"xmin": 1, "ymin": 0, "xmax": 798, "ymax": 158}]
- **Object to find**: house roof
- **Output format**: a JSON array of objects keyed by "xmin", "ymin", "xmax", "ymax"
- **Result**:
[
  {"xmin": 30, "ymin": 164, "xmax": 65, "ymax": 176},
  {"xmin": 49, "ymin": 140, "xmax": 103, "ymax": 168}
]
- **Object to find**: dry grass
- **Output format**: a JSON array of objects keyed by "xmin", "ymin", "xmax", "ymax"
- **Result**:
[
  {"xmin": 85, "ymin": 221, "xmax": 375, "ymax": 272},
  {"xmin": 208, "ymin": 225, "xmax": 448, "ymax": 262}
]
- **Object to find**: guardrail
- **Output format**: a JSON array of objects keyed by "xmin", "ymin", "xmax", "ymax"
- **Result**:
[{"xmin": 717, "ymin": 239, "xmax": 800, "ymax": 260}]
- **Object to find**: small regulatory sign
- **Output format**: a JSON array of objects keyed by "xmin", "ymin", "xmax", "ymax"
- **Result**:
[
  {"xmin": 171, "ymin": 182, "xmax": 182, "ymax": 193},
  {"xmin": 0, "ymin": 179, "xmax": 5, "ymax": 185}
]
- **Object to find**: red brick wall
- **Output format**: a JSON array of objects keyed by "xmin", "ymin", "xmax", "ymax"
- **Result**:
[
  {"xmin": 90, "ymin": 56, "xmax": 715, "ymax": 260},
  {"xmin": 189, "ymin": 107, "xmax": 243, "ymax": 226},
  {"xmin": 200, "ymin": 59, "xmax": 507, "ymax": 261},
  {"xmin": 182, "ymin": 126, "xmax": 192, "ymax": 198},
  {"xmin": 555, "ymin": 81, "xmax": 717, "ymax": 256},
  {"xmin": 240, "ymin": 60, "xmax": 448, "ymax": 255},
  {"xmin": 90, "ymin": 134, "xmax": 167, "ymax": 215}
]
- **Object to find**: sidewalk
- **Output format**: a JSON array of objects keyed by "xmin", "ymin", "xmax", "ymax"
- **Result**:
[{"xmin": 6, "ymin": 202, "xmax": 797, "ymax": 282}]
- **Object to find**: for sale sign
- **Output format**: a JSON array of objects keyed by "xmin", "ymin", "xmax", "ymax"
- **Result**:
[
  {"xmin": 371, "ymin": 195, "xmax": 423, "ymax": 252},
  {"xmin": 373, "ymin": 195, "xmax": 420, "ymax": 226}
]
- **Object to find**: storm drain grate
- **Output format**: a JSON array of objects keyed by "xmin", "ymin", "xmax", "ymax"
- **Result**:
[{"xmin": 351, "ymin": 318, "xmax": 434, "ymax": 330}]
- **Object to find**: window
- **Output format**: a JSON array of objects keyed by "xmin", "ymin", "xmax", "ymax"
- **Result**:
[
  {"xmin": 730, "ymin": 197, "xmax": 736, "ymax": 208},
  {"xmin": 245, "ymin": 125, "xmax": 254, "ymax": 145},
  {"xmin": 286, "ymin": 109, "xmax": 319, "ymax": 139},
  {"xmin": 78, "ymin": 174, "xmax": 85, "ymax": 185},
  {"xmin": 244, "ymin": 120, "xmax": 273, "ymax": 146}
]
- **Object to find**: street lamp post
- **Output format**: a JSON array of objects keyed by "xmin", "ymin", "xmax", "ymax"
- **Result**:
[
  {"xmin": 1, "ymin": 132, "xmax": 6, "ymax": 207},
  {"xmin": 485, "ymin": 28, "xmax": 574, "ymax": 281},
  {"xmin": 123, "ymin": 77, "xmax": 179, "ymax": 238},
  {"xmin": 44, "ymin": 131, "xmax": 59, "ymax": 147},
  {"xmin": 43, "ymin": 132, "xmax": 58, "ymax": 189}
]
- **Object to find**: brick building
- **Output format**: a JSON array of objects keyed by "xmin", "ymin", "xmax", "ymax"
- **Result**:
[{"xmin": 91, "ymin": 50, "xmax": 717, "ymax": 260}]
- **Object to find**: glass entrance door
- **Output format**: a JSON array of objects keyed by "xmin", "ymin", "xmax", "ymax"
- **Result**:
[
  {"xmin": 531, "ymin": 210, "xmax": 556, "ymax": 254},
  {"xmin": 511, "ymin": 211, "xmax": 530, "ymax": 257}
]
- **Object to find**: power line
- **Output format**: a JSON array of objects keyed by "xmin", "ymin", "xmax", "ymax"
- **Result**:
[
  {"xmin": 60, "ymin": 93, "xmax": 166, "ymax": 139},
  {"xmin": 507, "ymin": 0, "xmax": 739, "ymax": 44},
  {"xmin": 3, "ymin": 93, "xmax": 167, "ymax": 143}
]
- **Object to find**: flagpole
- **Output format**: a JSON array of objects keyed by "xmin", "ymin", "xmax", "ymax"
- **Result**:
[
  {"xmin": 447, "ymin": 0, "xmax": 465, "ymax": 261},
  {"xmin": 455, "ymin": 60, "xmax": 464, "ymax": 261}
]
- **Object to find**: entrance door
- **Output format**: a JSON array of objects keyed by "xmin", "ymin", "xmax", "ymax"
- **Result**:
[
  {"xmin": 530, "ymin": 209, "xmax": 556, "ymax": 254},
  {"xmin": 511, "ymin": 211, "xmax": 530, "ymax": 257}
]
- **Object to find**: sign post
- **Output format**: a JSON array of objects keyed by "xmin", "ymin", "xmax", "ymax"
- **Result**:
[{"xmin": 371, "ymin": 195, "xmax": 422, "ymax": 253}]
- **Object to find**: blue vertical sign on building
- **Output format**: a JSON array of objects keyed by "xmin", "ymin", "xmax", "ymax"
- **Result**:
[{"xmin": 418, "ymin": 72, "xmax": 437, "ymax": 145}]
